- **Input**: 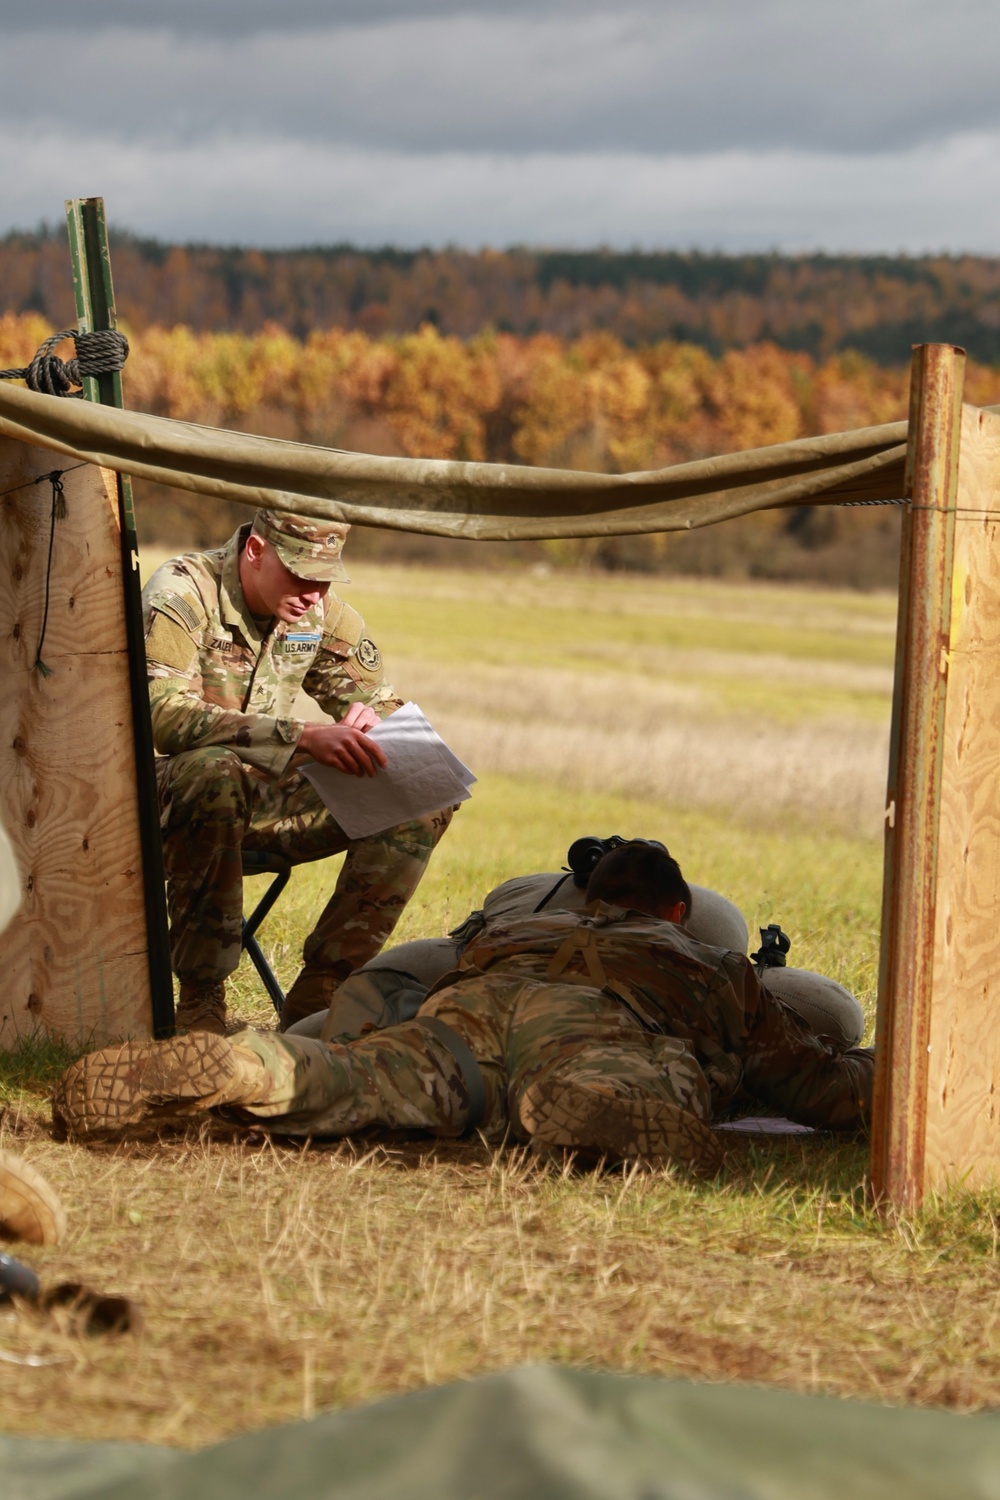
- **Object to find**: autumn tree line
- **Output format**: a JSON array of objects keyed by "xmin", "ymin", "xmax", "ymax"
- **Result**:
[
  {"xmin": 7, "ymin": 230, "xmax": 1000, "ymax": 364},
  {"xmin": 2, "ymin": 304, "xmax": 999, "ymax": 587}
]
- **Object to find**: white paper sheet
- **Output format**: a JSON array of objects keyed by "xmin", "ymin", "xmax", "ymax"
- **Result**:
[{"xmin": 301, "ymin": 702, "xmax": 476, "ymax": 839}]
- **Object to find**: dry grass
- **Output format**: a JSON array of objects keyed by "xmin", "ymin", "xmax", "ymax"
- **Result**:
[
  {"xmin": 5, "ymin": 558, "xmax": 990, "ymax": 1445},
  {"xmin": 388, "ymin": 659, "xmax": 890, "ymax": 838},
  {"xmin": 347, "ymin": 565, "xmax": 895, "ymax": 838},
  {"xmin": 3, "ymin": 1117, "xmax": 1000, "ymax": 1447}
]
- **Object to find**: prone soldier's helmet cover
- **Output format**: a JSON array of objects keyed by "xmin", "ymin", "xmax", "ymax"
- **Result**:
[{"xmin": 252, "ymin": 508, "xmax": 351, "ymax": 583}]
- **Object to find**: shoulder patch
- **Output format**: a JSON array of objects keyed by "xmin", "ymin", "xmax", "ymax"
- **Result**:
[
  {"xmin": 155, "ymin": 591, "xmax": 204, "ymax": 634},
  {"xmin": 324, "ymin": 601, "xmax": 364, "ymax": 648},
  {"xmin": 145, "ymin": 611, "xmax": 198, "ymax": 674},
  {"xmin": 355, "ymin": 637, "xmax": 381, "ymax": 672}
]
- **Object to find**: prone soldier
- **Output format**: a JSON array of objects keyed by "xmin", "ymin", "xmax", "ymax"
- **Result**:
[
  {"xmin": 142, "ymin": 507, "xmax": 453, "ymax": 1035},
  {"xmin": 53, "ymin": 843, "xmax": 873, "ymax": 1173}
]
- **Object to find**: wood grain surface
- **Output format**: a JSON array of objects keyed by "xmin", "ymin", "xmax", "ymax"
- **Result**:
[
  {"xmin": 924, "ymin": 405, "xmax": 1000, "ymax": 1191},
  {"xmin": 0, "ymin": 436, "xmax": 153, "ymax": 1046}
]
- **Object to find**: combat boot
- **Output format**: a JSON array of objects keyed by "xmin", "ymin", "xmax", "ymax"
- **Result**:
[
  {"xmin": 175, "ymin": 980, "xmax": 228, "ymax": 1036},
  {"xmin": 518, "ymin": 1078, "xmax": 724, "ymax": 1175},
  {"xmin": 0, "ymin": 1150, "xmax": 67, "ymax": 1245},
  {"xmin": 51, "ymin": 1033, "xmax": 266, "ymax": 1141},
  {"xmin": 279, "ymin": 963, "xmax": 351, "ymax": 1032}
]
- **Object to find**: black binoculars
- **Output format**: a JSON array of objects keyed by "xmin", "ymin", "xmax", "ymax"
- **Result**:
[{"xmin": 565, "ymin": 835, "xmax": 668, "ymax": 888}]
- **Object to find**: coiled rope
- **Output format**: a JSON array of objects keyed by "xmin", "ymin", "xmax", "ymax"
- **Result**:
[{"xmin": 0, "ymin": 328, "xmax": 129, "ymax": 398}]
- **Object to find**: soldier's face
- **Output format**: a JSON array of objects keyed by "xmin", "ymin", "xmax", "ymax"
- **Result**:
[{"xmin": 242, "ymin": 538, "xmax": 331, "ymax": 622}]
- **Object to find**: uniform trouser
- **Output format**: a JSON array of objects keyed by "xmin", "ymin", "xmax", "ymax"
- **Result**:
[
  {"xmin": 157, "ymin": 747, "xmax": 453, "ymax": 987},
  {"xmin": 231, "ymin": 971, "xmax": 713, "ymax": 1144}
]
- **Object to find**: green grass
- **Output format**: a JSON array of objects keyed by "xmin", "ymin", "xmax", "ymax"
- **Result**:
[
  {"xmin": 374, "ymin": 593, "xmax": 895, "ymax": 672},
  {"xmin": 0, "ymin": 1031, "xmax": 89, "ymax": 1108}
]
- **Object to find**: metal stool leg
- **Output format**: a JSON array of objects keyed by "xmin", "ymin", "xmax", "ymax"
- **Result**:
[
  {"xmin": 241, "ymin": 855, "xmax": 293, "ymax": 1017},
  {"xmin": 241, "ymin": 927, "xmax": 287, "ymax": 1015}
]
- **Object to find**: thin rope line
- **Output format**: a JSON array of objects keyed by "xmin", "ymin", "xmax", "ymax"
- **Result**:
[
  {"xmin": 0, "ymin": 463, "xmax": 87, "ymax": 503},
  {"xmin": 0, "ymin": 466, "xmax": 80, "ymax": 677},
  {"xmin": 836, "ymin": 497, "xmax": 909, "ymax": 508},
  {"xmin": 829, "ymin": 497, "xmax": 1000, "ymax": 519},
  {"xmin": 34, "ymin": 472, "xmax": 66, "ymax": 678},
  {"xmin": 910, "ymin": 505, "xmax": 1000, "ymax": 517}
]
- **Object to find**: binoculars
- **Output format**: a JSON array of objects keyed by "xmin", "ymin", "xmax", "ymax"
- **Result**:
[{"xmin": 565, "ymin": 835, "xmax": 669, "ymax": 889}]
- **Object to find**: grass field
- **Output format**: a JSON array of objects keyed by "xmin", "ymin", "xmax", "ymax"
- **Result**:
[{"xmin": 5, "ymin": 561, "xmax": 999, "ymax": 1445}]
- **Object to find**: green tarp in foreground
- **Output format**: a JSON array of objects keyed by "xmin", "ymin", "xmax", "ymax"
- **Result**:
[
  {"xmin": 4, "ymin": 1366, "xmax": 1000, "ymax": 1500},
  {"xmin": 0, "ymin": 381, "xmax": 910, "ymax": 541}
]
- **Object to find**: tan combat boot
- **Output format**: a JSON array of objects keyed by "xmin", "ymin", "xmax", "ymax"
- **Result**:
[
  {"xmin": 279, "ymin": 964, "xmax": 350, "ymax": 1032},
  {"xmin": 175, "ymin": 980, "xmax": 228, "ymax": 1036},
  {"xmin": 51, "ymin": 1033, "xmax": 266, "ymax": 1141},
  {"xmin": 0, "ymin": 1151, "xmax": 67, "ymax": 1245},
  {"xmin": 518, "ymin": 1078, "xmax": 724, "ymax": 1175}
]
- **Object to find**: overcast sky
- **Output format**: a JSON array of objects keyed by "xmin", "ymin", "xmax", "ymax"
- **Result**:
[{"xmin": 2, "ymin": 0, "xmax": 1000, "ymax": 252}]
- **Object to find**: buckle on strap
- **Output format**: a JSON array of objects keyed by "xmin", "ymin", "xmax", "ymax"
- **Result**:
[{"xmin": 417, "ymin": 1016, "xmax": 487, "ymax": 1133}]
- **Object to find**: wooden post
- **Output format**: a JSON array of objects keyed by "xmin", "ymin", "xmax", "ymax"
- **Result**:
[
  {"xmin": 872, "ymin": 343, "xmax": 1000, "ymax": 1204},
  {"xmin": 65, "ymin": 198, "xmax": 174, "ymax": 1037}
]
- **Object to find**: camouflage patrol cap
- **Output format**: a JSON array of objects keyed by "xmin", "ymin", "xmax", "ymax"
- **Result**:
[{"xmin": 252, "ymin": 508, "xmax": 351, "ymax": 583}]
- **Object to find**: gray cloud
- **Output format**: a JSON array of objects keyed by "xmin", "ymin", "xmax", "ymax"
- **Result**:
[
  {"xmin": 3, "ymin": 129, "xmax": 999, "ymax": 254},
  {"xmin": 1, "ymin": 0, "xmax": 596, "ymax": 34},
  {"xmin": 2, "ymin": 1, "xmax": 999, "ymax": 253},
  {"xmin": 0, "ymin": 2, "xmax": 998, "ymax": 155}
]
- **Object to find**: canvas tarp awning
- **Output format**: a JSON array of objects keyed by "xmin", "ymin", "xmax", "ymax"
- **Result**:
[
  {"xmin": 5, "ymin": 1365, "xmax": 1000, "ymax": 1500},
  {"xmin": 0, "ymin": 381, "xmax": 911, "ymax": 542}
]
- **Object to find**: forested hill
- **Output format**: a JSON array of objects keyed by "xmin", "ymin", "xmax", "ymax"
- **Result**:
[{"xmin": 5, "ymin": 229, "xmax": 1000, "ymax": 365}]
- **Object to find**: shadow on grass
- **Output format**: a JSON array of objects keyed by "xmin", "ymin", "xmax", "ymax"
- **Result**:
[
  {"xmin": 719, "ymin": 1131, "xmax": 870, "ymax": 1196},
  {"xmin": 264, "ymin": 1122, "xmax": 873, "ymax": 1199},
  {"xmin": 0, "ymin": 1030, "xmax": 92, "ymax": 1106}
]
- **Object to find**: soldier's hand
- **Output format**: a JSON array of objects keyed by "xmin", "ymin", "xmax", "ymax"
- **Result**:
[
  {"xmin": 341, "ymin": 700, "xmax": 381, "ymax": 734},
  {"xmin": 298, "ymin": 714, "xmax": 387, "ymax": 777}
]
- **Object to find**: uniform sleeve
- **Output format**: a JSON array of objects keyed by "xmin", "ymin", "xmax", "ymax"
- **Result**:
[
  {"xmin": 144, "ymin": 593, "xmax": 304, "ymax": 779},
  {"xmin": 301, "ymin": 600, "xmax": 403, "ymax": 721},
  {"xmin": 738, "ymin": 961, "xmax": 873, "ymax": 1129}
]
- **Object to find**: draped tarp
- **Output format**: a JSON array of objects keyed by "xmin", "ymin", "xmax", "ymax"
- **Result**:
[
  {"xmin": 0, "ymin": 382, "xmax": 913, "ymax": 542},
  {"xmin": 6, "ymin": 1366, "xmax": 1000, "ymax": 1500}
]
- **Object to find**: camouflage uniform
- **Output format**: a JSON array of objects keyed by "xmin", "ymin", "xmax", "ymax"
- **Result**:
[
  {"xmin": 54, "ymin": 904, "xmax": 873, "ymax": 1168},
  {"xmin": 221, "ymin": 903, "xmax": 872, "ymax": 1168},
  {"xmin": 142, "ymin": 517, "xmax": 452, "ymax": 996}
]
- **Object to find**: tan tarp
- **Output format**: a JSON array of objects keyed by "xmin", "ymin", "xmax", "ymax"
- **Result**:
[{"xmin": 0, "ymin": 381, "xmax": 910, "ymax": 541}]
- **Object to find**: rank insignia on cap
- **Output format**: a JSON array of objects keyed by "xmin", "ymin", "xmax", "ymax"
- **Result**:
[{"xmin": 252, "ymin": 508, "xmax": 351, "ymax": 583}]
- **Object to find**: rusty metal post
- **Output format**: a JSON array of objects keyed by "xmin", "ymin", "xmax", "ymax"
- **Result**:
[{"xmin": 870, "ymin": 343, "xmax": 965, "ymax": 1209}]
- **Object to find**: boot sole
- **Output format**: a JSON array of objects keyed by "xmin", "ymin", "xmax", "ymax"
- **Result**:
[
  {"xmin": 519, "ymin": 1078, "xmax": 723, "ymax": 1175},
  {"xmin": 52, "ymin": 1034, "xmax": 239, "ymax": 1141},
  {"xmin": 0, "ymin": 1150, "xmax": 67, "ymax": 1245}
]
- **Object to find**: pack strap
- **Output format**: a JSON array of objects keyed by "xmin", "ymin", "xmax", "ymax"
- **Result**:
[
  {"xmin": 417, "ymin": 1016, "xmax": 487, "ymax": 1133},
  {"xmin": 545, "ymin": 927, "xmax": 608, "ymax": 986},
  {"xmin": 602, "ymin": 982, "xmax": 663, "ymax": 1034}
]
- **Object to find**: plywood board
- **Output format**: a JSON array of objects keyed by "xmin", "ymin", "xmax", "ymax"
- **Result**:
[
  {"xmin": 0, "ymin": 435, "xmax": 153, "ymax": 1046},
  {"xmin": 924, "ymin": 405, "xmax": 1000, "ymax": 1190}
]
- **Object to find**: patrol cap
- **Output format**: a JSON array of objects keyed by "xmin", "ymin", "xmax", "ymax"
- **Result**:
[{"xmin": 252, "ymin": 508, "xmax": 351, "ymax": 583}]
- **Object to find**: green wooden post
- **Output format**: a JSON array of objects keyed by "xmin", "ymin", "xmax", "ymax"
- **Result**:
[{"xmin": 65, "ymin": 197, "xmax": 175, "ymax": 1038}]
